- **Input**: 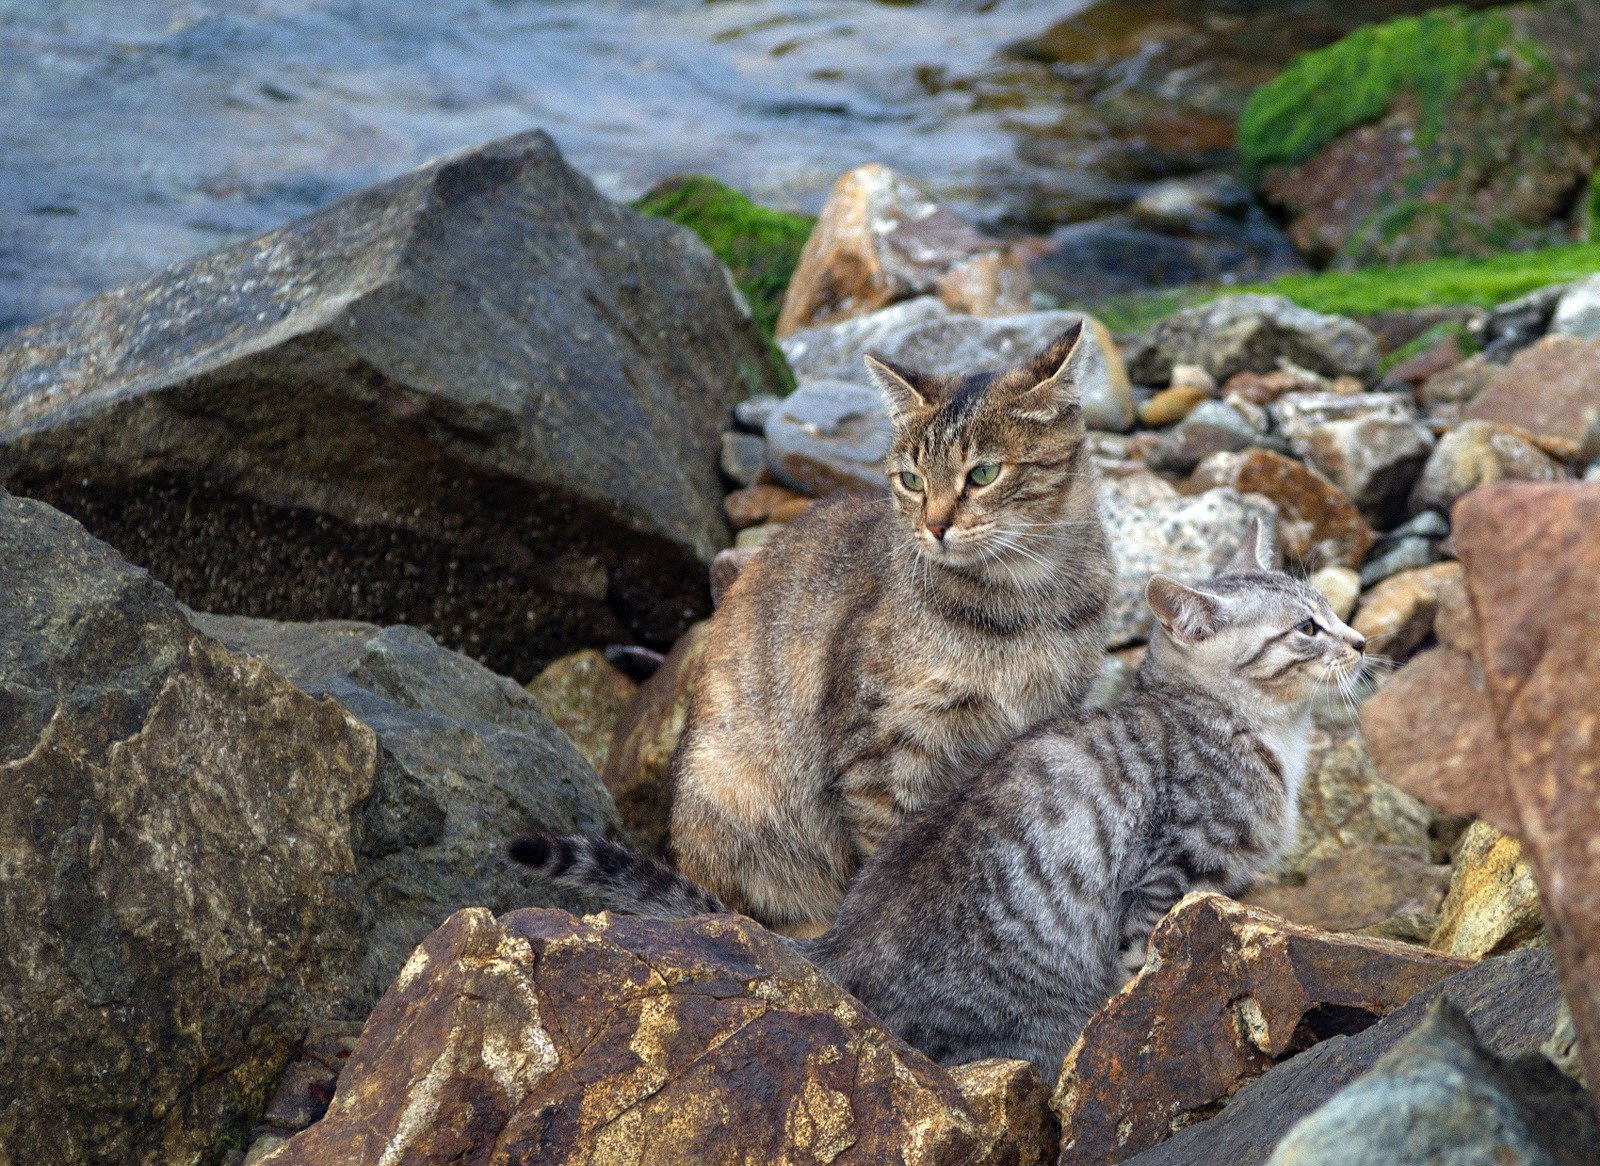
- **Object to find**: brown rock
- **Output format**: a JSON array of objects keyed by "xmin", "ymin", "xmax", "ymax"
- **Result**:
[
  {"xmin": 1430, "ymin": 820, "xmax": 1544, "ymax": 960},
  {"xmin": 777, "ymin": 164, "xmax": 1026, "ymax": 337},
  {"xmin": 1385, "ymin": 334, "xmax": 1465, "ymax": 388},
  {"xmin": 948, "ymin": 1060, "xmax": 1061, "ymax": 1166},
  {"xmin": 1223, "ymin": 368, "xmax": 1306, "ymax": 405},
  {"xmin": 1419, "ymin": 353, "xmax": 1497, "ymax": 408},
  {"xmin": 263, "ymin": 907, "xmax": 1045, "ymax": 1166},
  {"xmin": 1138, "ymin": 385, "xmax": 1210, "ymax": 427},
  {"xmin": 525, "ymin": 649, "xmax": 638, "ymax": 777},
  {"xmin": 244, "ymin": 1020, "xmax": 365, "ymax": 1159},
  {"xmin": 1051, "ymin": 893, "xmax": 1469, "ymax": 1166},
  {"xmin": 1191, "ymin": 448, "xmax": 1373, "ymax": 570},
  {"xmin": 1351, "ymin": 561, "xmax": 1463, "ymax": 659},
  {"xmin": 1467, "ymin": 334, "xmax": 1600, "ymax": 443},
  {"xmin": 1409, "ymin": 420, "xmax": 1569, "ymax": 515},
  {"xmin": 723, "ymin": 482, "xmax": 812, "ymax": 530},
  {"xmin": 602, "ymin": 621, "xmax": 711, "ymax": 852},
  {"xmin": 1245, "ymin": 847, "xmax": 1450, "ymax": 934}
]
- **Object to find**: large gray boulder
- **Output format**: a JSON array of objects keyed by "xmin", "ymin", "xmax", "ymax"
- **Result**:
[
  {"xmin": 0, "ymin": 489, "xmax": 376, "ymax": 1166},
  {"xmin": 189, "ymin": 612, "xmax": 622, "ymax": 1002},
  {"xmin": 1125, "ymin": 294, "xmax": 1378, "ymax": 386},
  {"xmin": 0, "ymin": 131, "xmax": 786, "ymax": 679}
]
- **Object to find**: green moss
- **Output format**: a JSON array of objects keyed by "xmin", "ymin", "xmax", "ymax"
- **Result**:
[
  {"xmin": 633, "ymin": 176, "xmax": 814, "ymax": 340},
  {"xmin": 1238, "ymin": 7, "xmax": 1538, "ymax": 175}
]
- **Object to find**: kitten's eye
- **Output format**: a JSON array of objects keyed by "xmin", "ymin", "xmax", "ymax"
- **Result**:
[
  {"xmin": 898, "ymin": 470, "xmax": 925, "ymax": 492},
  {"xmin": 968, "ymin": 463, "xmax": 1000, "ymax": 487},
  {"xmin": 1296, "ymin": 618, "xmax": 1320, "ymax": 636}
]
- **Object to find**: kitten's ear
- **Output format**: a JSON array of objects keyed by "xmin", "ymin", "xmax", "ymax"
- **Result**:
[
  {"xmin": 1007, "ymin": 321, "xmax": 1086, "ymax": 424},
  {"xmin": 1224, "ymin": 518, "xmax": 1274, "ymax": 574},
  {"xmin": 865, "ymin": 353, "xmax": 935, "ymax": 422},
  {"xmin": 1146, "ymin": 575, "xmax": 1224, "ymax": 641}
]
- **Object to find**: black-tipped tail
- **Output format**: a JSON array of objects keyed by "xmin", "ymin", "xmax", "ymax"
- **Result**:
[{"xmin": 507, "ymin": 830, "xmax": 728, "ymax": 921}]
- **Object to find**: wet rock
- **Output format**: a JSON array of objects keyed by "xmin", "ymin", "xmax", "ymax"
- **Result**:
[
  {"xmin": 525, "ymin": 649, "xmax": 639, "ymax": 778},
  {"xmin": 1408, "ymin": 421, "xmax": 1569, "ymax": 516},
  {"xmin": 1352, "ymin": 561, "xmax": 1463, "ymax": 660},
  {"xmin": 1144, "ymin": 401, "xmax": 1261, "ymax": 474},
  {"xmin": 764, "ymin": 379, "xmax": 895, "ymax": 496},
  {"xmin": 1052, "ymin": 893, "xmax": 1468, "ymax": 1166},
  {"xmin": 602, "ymin": 621, "xmax": 712, "ymax": 854},
  {"xmin": 776, "ymin": 163, "xmax": 1030, "ymax": 337},
  {"xmin": 1549, "ymin": 274, "xmax": 1600, "ymax": 340},
  {"xmin": 1269, "ymin": 735, "xmax": 1437, "ymax": 881},
  {"xmin": 1139, "ymin": 384, "xmax": 1210, "ymax": 427},
  {"xmin": 1309, "ymin": 565, "xmax": 1361, "ymax": 620},
  {"xmin": 1420, "ymin": 353, "xmax": 1499, "ymax": 409},
  {"xmin": 1124, "ymin": 294, "xmax": 1378, "ymax": 387},
  {"xmin": 261, "ymin": 907, "xmax": 1046, "ymax": 1166},
  {"xmin": 0, "ymin": 490, "xmax": 377, "ymax": 1166},
  {"xmin": 1360, "ymin": 537, "xmax": 1440, "ymax": 587},
  {"xmin": 1246, "ymin": 846, "xmax": 1450, "ymax": 935},
  {"xmin": 719, "ymin": 431, "xmax": 768, "ymax": 487},
  {"xmin": 1430, "ymin": 820, "xmax": 1544, "ymax": 961},
  {"xmin": 1466, "ymin": 334, "xmax": 1600, "ymax": 444},
  {"xmin": 723, "ymin": 482, "xmax": 812, "ymax": 529},
  {"xmin": 190, "ymin": 612, "xmax": 620, "ymax": 998},
  {"xmin": 1366, "ymin": 482, "xmax": 1600, "ymax": 1092},
  {"xmin": 1267, "ymin": 999, "xmax": 1597, "ymax": 1166},
  {"xmin": 1098, "ymin": 477, "xmax": 1277, "ymax": 646},
  {"xmin": 1294, "ymin": 418, "xmax": 1434, "ymax": 524},
  {"xmin": 781, "ymin": 297, "xmax": 1134, "ymax": 433},
  {"xmin": 0, "ymin": 132, "xmax": 775, "ymax": 678},
  {"xmin": 1269, "ymin": 391, "xmax": 1415, "ymax": 441},
  {"xmin": 1192, "ymin": 448, "xmax": 1374, "ymax": 570}
]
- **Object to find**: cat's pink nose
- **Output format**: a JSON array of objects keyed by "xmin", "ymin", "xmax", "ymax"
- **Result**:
[
  {"xmin": 926, "ymin": 521, "xmax": 950, "ymax": 541},
  {"xmin": 1352, "ymin": 635, "xmax": 1367, "ymax": 653}
]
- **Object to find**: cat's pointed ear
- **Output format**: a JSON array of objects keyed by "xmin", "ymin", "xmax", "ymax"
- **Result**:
[
  {"xmin": 1146, "ymin": 575, "xmax": 1224, "ymax": 642},
  {"xmin": 1224, "ymin": 518, "xmax": 1274, "ymax": 574},
  {"xmin": 865, "ymin": 353, "xmax": 936, "ymax": 422},
  {"xmin": 1007, "ymin": 321, "xmax": 1086, "ymax": 424}
]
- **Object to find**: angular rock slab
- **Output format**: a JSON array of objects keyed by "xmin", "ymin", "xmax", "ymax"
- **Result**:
[
  {"xmin": 189, "ymin": 612, "xmax": 623, "ymax": 1001},
  {"xmin": 1121, "ymin": 946, "xmax": 1569, "ymax": 1166},
  {"xmin": 0, "ymin": 490, "xmax": 377, "ymax": 1166},
  {"xmin": 0, "ymin": 131, "xmax": 784, "ymax": 679},
  {"xmin": 1124, "ymin": 294, "xmax": 1378, "ymax": 386},
  {"xmin": 261, "ymin": 907, "xmax": 1048, "ymax": 1166},
  {"xmin": 1467, "ymin": 334, "xmax": 1600, "ymax": 444},
  {"xmin": 1052, "ymin": 893, "xmax": 1468, "ymax": 1166}
]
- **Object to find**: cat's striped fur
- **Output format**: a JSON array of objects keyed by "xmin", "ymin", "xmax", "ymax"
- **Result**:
[
  {"xmin": 667, "ymin": 324, "xmax": 1114, "ymax": 936},
  {"xmin": 512, "ymin": 523, "xmax": 1366, "ymax": 1079}
]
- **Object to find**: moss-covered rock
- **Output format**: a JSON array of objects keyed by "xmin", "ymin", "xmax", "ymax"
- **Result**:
[
  {"xmin": 1243, "ymin": 2, "xmax": 1600, "ymax": 268},
  {"xmin": 634, "ymin": 175, "xmax": 814, "ymax": 340}
]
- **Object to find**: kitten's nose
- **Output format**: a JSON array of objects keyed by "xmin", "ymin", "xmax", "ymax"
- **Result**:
[
  {"xmin": 1352, "ymin": 635, "xmax": 1367, "ymax": 653},
  {"xmin": 926, "ymin": 521, "xmax": 950, "ymax": 541}
]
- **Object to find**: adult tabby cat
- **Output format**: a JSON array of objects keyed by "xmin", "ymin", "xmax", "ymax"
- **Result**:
[
  {"xmin": 511, "ymin": 523, "xmax": 1367, "ymax": 1078},
  {"xmin": 668, "ymin": 323, "xmax": 1114, "ymax": 936}
]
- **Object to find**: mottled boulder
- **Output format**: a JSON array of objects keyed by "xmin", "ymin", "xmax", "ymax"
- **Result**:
[
  {"xmin": 1466, "ymin": 334, "xmax": 1600, "ymax": 444},
  {"xmin": 259, "ymin": 907, "xmax": 1050, "ymax": 1166},
  {"xmin": 1052, "ymin": 893, "xmax": 1467, "ymax": 1166},
  {"xmin": 1267, "ymin": 1000, "xmax": 1597, "ymax": 1166},
  {"xmin": 1124, "ymin": 295, "xmax": 1378, "ymax": 386},
  {"xmin": 1294, "ymin": 417, "xmax": 1434, "ymax": 525},
  {"xmin": 1268, "ymin": 391, "xmax": 1415, "ymax": 442},
  {"xmin": 525, "ymin": 649, "xmax": 639, "ymax": 777},
  {"xmin": 190, "ymin": 612, "xmax": 621, "ymax": 1001},
  {"xmin": 1098, "ymin": 475, "xmax": 1277, "ymax": 646},
  {"xmin": 1410, "ymin": 420, "xmax": 1569, "ymax": 516},
  {"xmin": 1143, "ymin": 401, "xmax": 1260, "ymax": 475},
  {"xmin": 1364, "ymin": 482, "xmax": 1600, "ymax": 1093},
  {"xmin": 776, "ymin": 164, "xmax": 1031, "ymax": 337},
  {"xmin": 1119, "ymin": 946, "xmax": 1568, "ymax": 1166},
  {"xmin": 0, "ymin": 490, "xmax": 376, "ymax": 1166},
  {"xmin": 602, "ymin": 621, "xmax": 712, "ymax": 853},
  {"xmin": 780, "ymin": 297, "xmax": 1135, "ymax": 433},
  {"xmin": 1191, "ymin": 448, "xmax": 1373, "ymax": 570},
  {"xmin": 0, "ymin": 132, "xmax": 783, "ymax": 679},
  {"xmin": 1430, "ymin": 820, "xmax": 1544, "ymax": 960},
  {"xmin": 948, "ymin": 1060, "xmax": 1062, "ymax": 1166}
]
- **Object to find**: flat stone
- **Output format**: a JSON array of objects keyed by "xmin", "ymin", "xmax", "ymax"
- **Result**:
[
  {"xmin": 1359, "ymin": 537, "xmax": 1439, "ymax": 587},
  {"xmin": 764, "ymin": 379, "xmax": 896, "ymax": 496},
  {"xmin": 1352, "ymin": 561, "xmax": 1464, "ymax": 660},
  {"xmin": 1192, "ymin": 448, "xmax": 1373, "ymax": 570},
  {"xmin": 733, "ymin": 393, "xmax": 783, "ymax": 433},
  {"xmin": 1144, "ymin": 401, "xmax": 1260, "ymax": 473},
  {"xmin": 525, "ymin": 649, "xmax": 639, "ymax": 778},
  {"xmin": 0, "ymin": 132, "xmax": 776, "ymax": 677},
  {"xmin": 1468, "ymin": 334, "xmax": 1600, "ymax": 443},
  {"xmin": 1409, "ymin": 420, "xmax": 1570, "ymax": 516},
  {"xmin": 1052, "ymin": 893, "xmax": 1468, "ymax": 1166},
  {"xmin": 1430, "ymin": 820, "xmax": 1544, "ymax": 960},
  {"xmin": 947, "ymin": 1060, "xmax": 1060, "ymax": 1166},
  {"xmin": 1124, "ymin": 294, "xmax": 1378, "ymax": 386},
  {"xmin": 1294, "ymin": 418, "xmax": 1434, "ymax": 524},
  {"xmin": 260, "ymin": 907, "xmax": 1049, "ymax": 1166},
  {"xmin": 1245, "ymin": 846, "xmax": 1450, "ymax": 934}
]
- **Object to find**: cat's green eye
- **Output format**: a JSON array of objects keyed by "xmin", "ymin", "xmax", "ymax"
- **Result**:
[
  {"xmin": 1296, "ymin": 618, "xmax": 1319, "ymax": 636},
  {"xmin": 968, "ymin": 463, "xmax": 1000, "ymax": 487},
  {"xmin": 898, "ymin": 470, "xmax": 925, "ymax": 492}
]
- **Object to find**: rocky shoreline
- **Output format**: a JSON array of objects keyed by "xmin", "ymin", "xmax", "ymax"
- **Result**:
[{"xmin": 4, "ymin": 25, "xmax": 1600, "ymax": 1159}]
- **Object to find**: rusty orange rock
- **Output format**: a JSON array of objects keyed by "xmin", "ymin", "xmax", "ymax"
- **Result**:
[
  {"xmin": 1051, "ymin": 893, "xmax": 1467, "ymax": 1166},
  {"xmin": 1191, "ymin": 448, "xmax": 1373, "ymax": 569},
  {"xmin": 1466, "ymin": 334, "xmax": 1600, "ymax": 443}
]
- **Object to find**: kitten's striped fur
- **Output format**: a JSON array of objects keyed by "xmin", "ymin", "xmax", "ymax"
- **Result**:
[
  {"xmin": 511, "ymin": 523, "xmax": 1366, "ymax": 1079},
  {"xmin": 667, "ymin": 324, "xmax": 1114, "ymax": 936}
]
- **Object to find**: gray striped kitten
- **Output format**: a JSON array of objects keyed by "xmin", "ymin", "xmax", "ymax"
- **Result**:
[{"xmin": 510, "ymin": 522, "xmax": 1366, "ymax": 1079}]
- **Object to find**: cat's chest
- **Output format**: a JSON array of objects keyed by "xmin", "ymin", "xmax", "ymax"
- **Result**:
[{"xmin": 897, "ymin": 627, "xmax": 1087, "ymax": 728}]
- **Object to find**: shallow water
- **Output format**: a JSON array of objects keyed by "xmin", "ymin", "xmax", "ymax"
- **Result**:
[{"xmin": 0, "ymin": 0, "xmax": 1091, "ymax": 328}]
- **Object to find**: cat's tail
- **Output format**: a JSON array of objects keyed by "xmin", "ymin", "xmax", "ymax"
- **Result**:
[{"xmin": 507, "ymin": 830, "xmax": 729, "ymax": 921}]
